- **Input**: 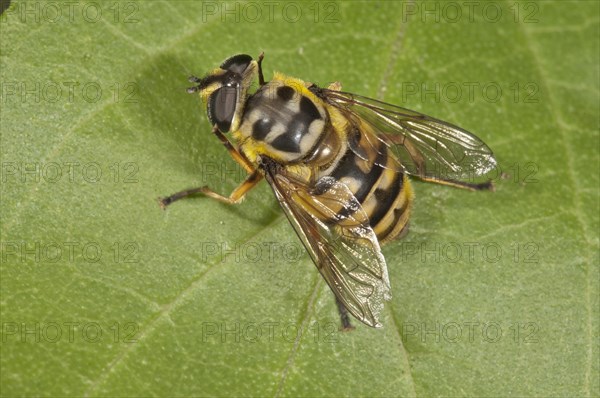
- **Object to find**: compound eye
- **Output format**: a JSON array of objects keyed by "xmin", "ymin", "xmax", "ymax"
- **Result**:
[
  {"xmin": 208, "ymin": 86, "xmax": 238, "ymax": 132},
  {"xmin": 220, "ymin": 54, "xmax": 253, "ymax": 74}
]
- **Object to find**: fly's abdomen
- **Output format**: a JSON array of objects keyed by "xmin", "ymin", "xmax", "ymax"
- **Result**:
[{"xmin": 319, "ymin": 128, "xmax": 414, "ymax": 244}]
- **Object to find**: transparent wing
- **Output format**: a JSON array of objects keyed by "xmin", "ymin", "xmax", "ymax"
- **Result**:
[
  {"xmin": 319, "ymin": 89, "xmax": 497, "ymax": 180},
  {"xmin": 262, "ymin": 161, "xmax": 391, "ymax": 328}
]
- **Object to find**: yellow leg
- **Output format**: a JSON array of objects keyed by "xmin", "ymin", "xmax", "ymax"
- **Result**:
[
  {"xmin": 210, "ymin": 124, "xmax": 254, "ymax": 173},
  {"xmin": 418, "ymin": 176, "xmax": 494, "ymax": 191},
  {"xmin": 159, "ymin": 124, "xmax": 261, "ymax": 208},
  {"xmin": 159, "ymin": 170, "xmax": 263, "ymax": 208}
]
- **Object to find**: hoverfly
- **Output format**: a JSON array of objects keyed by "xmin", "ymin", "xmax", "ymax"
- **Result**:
[{"xmin": 160, "ymin": 53, "xmax": 496, "ymax": 328}]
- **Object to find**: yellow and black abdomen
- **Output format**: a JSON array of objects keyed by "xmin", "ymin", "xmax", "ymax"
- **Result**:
[{"xmin": 317, "ymin": 124, "xmax": 414, "ymax": 244}]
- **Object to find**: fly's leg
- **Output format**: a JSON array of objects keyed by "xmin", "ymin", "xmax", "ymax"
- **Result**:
[
  {"xmin": 418, "ymin": 176, "xmax": 494, "ymax": 191},
  {"xmin": 209, "ymin": 124, "xmax": 255, "ymax": 173},
  {"xmin": 159, "ymin": 170, "xmax": 262, "ymax": 208},
  {"xmin": 335, "ymin": 296, "xmax": 355, "ymax": 331},
  {"xmin": 159, "ymin": 125, "xmax": 260, "ymax": 208}
]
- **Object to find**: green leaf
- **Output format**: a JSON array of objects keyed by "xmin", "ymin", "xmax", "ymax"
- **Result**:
[{"xmin": 1, "ymin": 1, "xmax": 598, "ymax": 396}]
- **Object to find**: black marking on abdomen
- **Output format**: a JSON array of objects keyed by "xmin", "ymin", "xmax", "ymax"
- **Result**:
[
  {"xmin": 368, "ymin": 171, "xmax": 403, "ymax": 228},
  {"xmin": 376, "ymin": 194, "xmax": 411, "ymax": 242},
  {"xmin": 329, "ymin": 147, "xmax": 386, "ymax": 204}
]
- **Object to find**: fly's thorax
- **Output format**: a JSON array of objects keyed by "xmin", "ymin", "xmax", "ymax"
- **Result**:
[{"xmin": 236, "ymin": 74, "xmax": 330, "ymax": 164}]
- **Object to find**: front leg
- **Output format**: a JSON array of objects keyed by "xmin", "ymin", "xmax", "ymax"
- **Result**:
[
  {"xmin": 209, "ymin": 124, "xmax": 255, "ymax": 173},
  {"xmin": 159, "ymin": 124, "xmax": 260, "ymax": 208},
  {"xmin": 159, "ymin": 170, "xmax": 262, "ymax": 208}
]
